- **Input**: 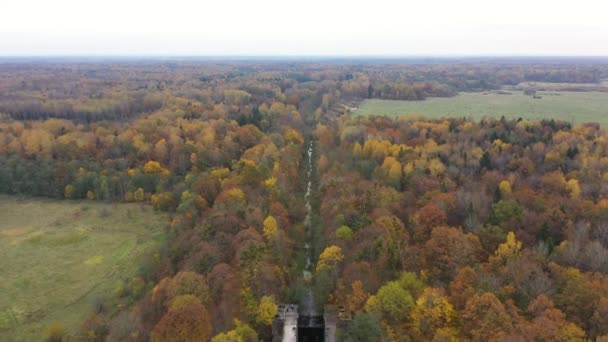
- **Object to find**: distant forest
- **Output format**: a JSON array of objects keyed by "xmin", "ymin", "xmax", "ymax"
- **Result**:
[{"xmin": 1, "ymin": 58, "xmax": 607, "ymax": 122}]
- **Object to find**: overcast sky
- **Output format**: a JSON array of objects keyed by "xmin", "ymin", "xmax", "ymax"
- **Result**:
[{"xmin": 1, "ymin": 0, "xmax": 608, "ymax": 56}]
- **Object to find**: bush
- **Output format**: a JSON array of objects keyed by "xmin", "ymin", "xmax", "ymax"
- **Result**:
[{"xmin": 45, "ymin": 321, "xmax": 66, "ymax": 342}]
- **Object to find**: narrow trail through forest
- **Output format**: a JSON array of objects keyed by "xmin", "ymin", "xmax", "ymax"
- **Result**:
[{"xmin": 300, "ymin": 138, "xmax": 318, "ymax": 316}]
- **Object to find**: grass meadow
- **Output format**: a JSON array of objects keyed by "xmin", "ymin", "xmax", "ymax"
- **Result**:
[
  {"xmin": 353, "ymin": 91, "xmax": 608, "ymax": 128},
  {"xmin": 0, "ymin": 196, "xmax": 166, "ymax": 341}
]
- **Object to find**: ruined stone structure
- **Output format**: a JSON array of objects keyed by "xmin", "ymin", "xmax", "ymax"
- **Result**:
[
  {"xmin": 272, "ymin": 304, "xmax": 351, "ymax": 342},
  {"xmin": 272, "ymin": 304, "xmax": 299, "ymax": 342}
]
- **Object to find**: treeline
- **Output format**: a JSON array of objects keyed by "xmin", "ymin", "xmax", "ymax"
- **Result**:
[
  {"xmin": 2, "ymin": 58, "xmax": 608, "ymax": 124},
  {"xmin": 0, "ymin": 91, "xmax": 163, "ymax": 123}
]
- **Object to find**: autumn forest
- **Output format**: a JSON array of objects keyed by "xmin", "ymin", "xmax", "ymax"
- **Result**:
[{"xmin": 2, "ymin": 58, "xmax": 608, "ymax": 341}]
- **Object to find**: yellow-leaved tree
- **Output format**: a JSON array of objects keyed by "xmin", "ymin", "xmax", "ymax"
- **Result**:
[
  {"xmin": 134, "ymin": 188, "xmax": 145, "ymax": 202},
  {"xmin": 143, "ymin": 160, "xmax": 170, "ymax": 176},
  {"xmin": 316, "ymin": 245, "xmax": 344, "ymax": 273},
  {"xmin": 211, "ymin": 319, "xmax": 258, "ymax": 342},
  {"xmin": 566, "ymin": 178, "xmax": 581, "ymax": 199},
  {"xmin": 411, "ymin": 288, "xmax": 455, "ymax": 338},
  {"xmin": 263, "ymin": 177, "xmax": 277, "ymax": 189},
  {"xmin": 499, "ymin": 180, "xmax": 512, "ymax": 196},
  {"xmin": 256, "ymin": 296, "xmax": 278, "ymax": 325},
  {"xmin": 284, "ymin": 128, "xmax": 304, "ymax": 145},
  {"xmin": 263, "ymin": 215, "xmax": 279, "ymax": 240},
  {"xmin": 388, "ymin": 162, "xmax": 403, "ymax": 182},
  {"xmin": 64, "ymin": 184, "xmax": 74, "ymax": 199},
  {"xmin": 491, "ymin": 231, "xmax": 522, "ymax": 265},
  {"xmin": 428, "ymin": 158, "xmax": 446, "ymax": 176}
]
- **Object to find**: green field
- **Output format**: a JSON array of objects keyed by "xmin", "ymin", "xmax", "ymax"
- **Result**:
[
  {"xmin": 0, "ymin": 196, "xmax": 167, "ymax": 341},
  {"xmin": 353, "ymin": 91, "xmax": 608, "ymax": 128}
]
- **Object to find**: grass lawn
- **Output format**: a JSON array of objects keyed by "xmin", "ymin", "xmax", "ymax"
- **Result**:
[
  {"xmin": 353, "ymin": 91, "xmax": 608, "ymax": 128},
  {"xmin": 0, "ymin": 196, "xmax": 167, "ymax": 341}
]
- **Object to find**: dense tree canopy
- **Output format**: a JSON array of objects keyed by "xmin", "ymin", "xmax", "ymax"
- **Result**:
[{"xmin": 2, "ymin": 58, "xmax": 608, "ymax": 341}]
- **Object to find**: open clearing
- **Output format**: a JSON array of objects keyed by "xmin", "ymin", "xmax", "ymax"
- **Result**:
[
  {"xmin": 353, "ymin": 91, "xmax": 608, "ymax": 128},
  {"xmin": 0, "ymin": 196, "xmax": 166, "ymax": 341}
]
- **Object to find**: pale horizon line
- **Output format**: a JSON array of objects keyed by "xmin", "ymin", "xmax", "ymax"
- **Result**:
[{"xmin": 1, "ymin": 54, "xmax": 608, "ymax": 59}]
